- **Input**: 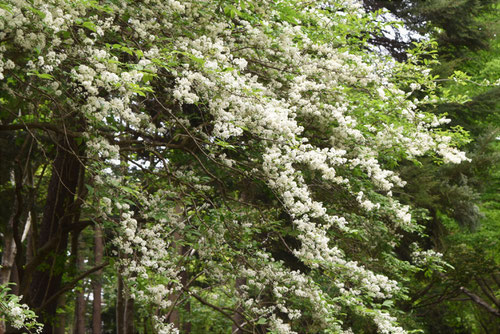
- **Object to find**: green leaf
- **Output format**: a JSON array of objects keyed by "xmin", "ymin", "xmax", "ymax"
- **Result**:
[
  {"xmin": 26, "ymin": 6, "xmax": 46, "ymax": 19},
  {"xmin": 28, "ymin": 71, "xmax": 54, "ymax": 80},
  {"xmin": 224, "ymin": 5, "xmax": 237, "ymax": 19},
  {"xmin": 82, "ymin": 21, "xmax": 97, "ymax": 32}
]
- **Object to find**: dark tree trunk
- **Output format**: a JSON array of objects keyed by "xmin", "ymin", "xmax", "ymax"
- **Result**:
[
  {"xmin": 116, "ymin": 272, "xmax": 125, "ymax": 334},
  {"xmin": 53, "ymin": 294, "xmax": 67, "ymax": 334},
  {"xmin": 26, "ymin": 138, "xmax": 82, "ymax": 332},
  {"xmin": 116, "ymin": 270, "xmax": 134, "ymax": 334},
  {"xmin": 125, "ymin": 296, "xmax": 134, "ymax": 334},
  {"xmin": 0, "ymin": 215, "xmax": 16, "ymax": 334},
  {"xmin": 92, "ymin": 226, "xmax": 104, "ymax": 334},
  {"xmin": 166, "ymin": 244, "xmax": 191, "ymax": 332},
  {"xmin": 0, "ymin": 218, "xmax": 16, "ymax": 285},
  {"xmin": 74, "ymin": 290, "xmax": 86, "ymax": 334},
  {"xmin": 74, "ymin": 235, "xmax": 86, "ymax": 334}
]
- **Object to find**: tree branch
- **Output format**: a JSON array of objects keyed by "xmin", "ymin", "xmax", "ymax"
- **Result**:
[
  {"xmin": 0, "ymin": 122, "xmax": 83, "ymax": 137},
  {"xmin": 39, "ymin": 262, "xmax": 109, "ymax": 310},
  {"xmin": 183, "ymin": 288, "xmax": 252, "ymax": 333},
  {"xmin": 460, "ymin": 287, "xmax": 500, "ymax": 317}
]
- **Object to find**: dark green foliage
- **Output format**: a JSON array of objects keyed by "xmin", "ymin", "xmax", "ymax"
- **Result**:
[
  {"xmin": 364, "ymin": 0, "xmax": 499, "ymax": 59},
  {"xmin": 363, "ymin": 0, "xmax": 500, "ymax": 332}
]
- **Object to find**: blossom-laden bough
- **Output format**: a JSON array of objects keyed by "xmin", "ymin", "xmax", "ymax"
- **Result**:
[{"xmin": 0, "ymin": 0, "xmax": 468, "ymax": 332}]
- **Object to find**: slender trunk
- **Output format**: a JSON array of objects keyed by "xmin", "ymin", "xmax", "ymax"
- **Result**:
[
  {"xmin": 74, "ymin": 291, "xmax": 86, "ymax": 334},
  {"xmin": 116, "ymin": 273, "xmax": 134, "ymax": 334},
  {"xmin": 183, "ymin": 299, "xmax": 191, "ymax": 334},
  {"xmin": 167, "ymin": 291, "xmax": 180, "ymax": 328},
  {"xmin": 167, "ymin": 205, "xmax": 193, "ymax": 333},
  {"xmin": 0, "ymin": 219, "xmax": 15, "ymax": 334},
  {"xmin": 74, "ymin": 235, "xmax": 86, "ymax": 334},
  {"xmin": 0, "ymin": 222, "xmax": 16, "ymax": 285},
  {"xmin": 1, "ymin": 177, "xmax": 33, "ymax": 333},
  {"xmin": 92, "ymin": 226, "xmax": 104, "ymax": 334},
  {"xmin": 53, "ymin": 294, "xmax": 67, "ymax": 334},
  {"xmin": 166, "ymin": 244, "xmax": 191, "ymax": 332},
  {"xmin": 116, "ymin": 272, "xmax": 125, "ymax": 334},
  {"xmin": 27, "ymin": 138, "xmax": 81, "ymax": 332},
  {"xmin": 125, "ymin": 295, "xmax": 134, "ymax": 334}
]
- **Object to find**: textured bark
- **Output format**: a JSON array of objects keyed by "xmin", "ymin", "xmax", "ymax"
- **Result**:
[
  {"xmin": 53, "ymin": 294, "xmax": 67, "ymax": 334},
  {"xmin": 116, "ymin": 273, "xmax": 125, "ymax": 334},
  {"xmin": 167, "ymin": 294, "xmax": 180, "ymax": 328},
  {"xmin": 0, "ymin": 161, "xmax": 29, "ymax": 289},
  {"xmin": 92, "ymin": 226, "xmax": 104, "ymax": 334},
  {"xmin": 0, "ymin": 219, "xmax": 16, "ymax": 286},
  {"xmin": 116, "ymin": 274, "xmax": 135, "ymax": 334},
  {"xmin": 74, "ymin": 235, "xmax": 86, "ymax": 334},
  {"xmin": 167, "ymin": 243, "xmax": 191, "ymax": 332},
  {"xmin": 0, "ymin": 216, "xmax": 15, "ymax": 334},
  {"xmin": 26, "ymin": 138, "xmax": 81, "ymax": 332},
  {"xmin": 125, "ymin": 296, "xmax": 135, "ymax": 334}
]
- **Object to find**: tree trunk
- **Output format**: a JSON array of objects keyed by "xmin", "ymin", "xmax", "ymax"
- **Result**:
[
  {"xmin": 92, "ymin": 226, "xmax": 104, "ymax": 334},
  {"xmin": 74, "ymin": 291, "xmax": 86, "ymax": 334},
  {"xmin": 74, "ymin": 235, "xmax": 86, "ymax": 334},
  {"xmin": 116, "ymin": 271, "xmax": 135, "ymax": 334},
  {"xmin": 0, "ymin": 216, "xmax": 16, "ymax": 334},
  {"xmin": 26, "ymin": 138, "xmax": 82, "ymax": 332},
  {"xmin": 167, "ymin": 205, "xmax": 192, "ymax": 333},
  {"xmin": 125, "ymin": 295, "xmax": 134, "ymax": 334},
  {"xmin": 116, "ymin": 272, "xmax": 125, "ymax": 334},
  {"xmin": 0, "ymin": 220, "xmax": 16, "ymax": 285},
  {"xmin": 166, "ymin": 244, "xmax": 191, "ymax": 332},
  {"xmin": 53, "ymin": 294, "xmax": 67, "ymax": 334}
]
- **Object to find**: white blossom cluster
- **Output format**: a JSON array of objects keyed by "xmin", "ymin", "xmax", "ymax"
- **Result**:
[
  {"xmin": 410, "ymin": 243, "xmax": 448, "ymax": 269},
  {"xmin": 0, "ymin": 286, "xmax": 43, "ymax": 333}
]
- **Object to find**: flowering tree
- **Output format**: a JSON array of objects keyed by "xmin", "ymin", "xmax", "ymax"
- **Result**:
[{"xmin": 0, "ymin": 0, "xmax": 469, "ymax": 332}]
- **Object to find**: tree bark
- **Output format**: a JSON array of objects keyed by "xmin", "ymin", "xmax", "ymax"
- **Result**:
[
  {"xmin": 74, "ymin": 234, "xmax": 86, "ymax": 334},
  {"xmin": 92, "ymin": 226, "xmax": 104, "ymax": 334},
  {"xmin": 0, "ymin": 220, "xmax": 16, "ymax": 286},
  {"xmin": 0, "ymin": 215, "xmax": 16, "ymax": 334},
  {"xmin": 26, "ymin": 138, "xmax": 82, "ymax": 332},
  {"xmin": 167, "ymin": 243, "xmax": 191, "ymax": 333},
  {"xmin": 125, "ymin": 295, "xmax": 134, "ymax": 334},
  {"xmin": 53, "ymin": 294, "xmax": 67, "ymax": 334},
  {"xmin": 116, "ymin": 272, "xmax": 125, "ymax": 334}
]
